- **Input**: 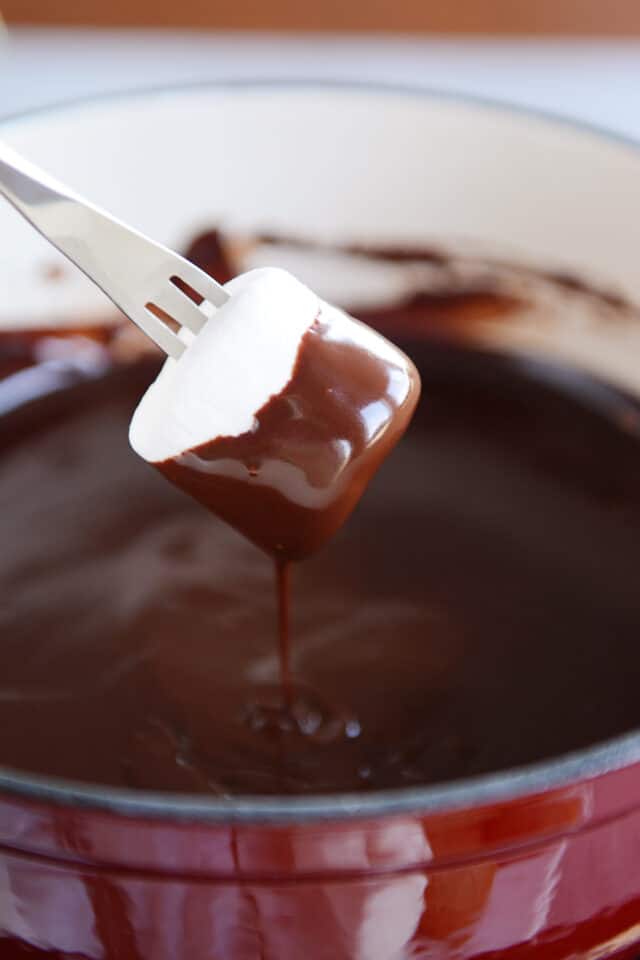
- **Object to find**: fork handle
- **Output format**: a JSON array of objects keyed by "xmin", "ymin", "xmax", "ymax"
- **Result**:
[
  {"xmin": 0, "ymin": 139, "xmax": 157, "ymax": 289},
  {"xmin": 0, "ymin": 141, "xmax": 80, "ymax": 222},
  {"xmin": 0, "ymin": 141, "xmax": 191, "ymax": 356},
  {"xmin": 0, "ymin": 139, "xmax": 146, "ymax": 292},
  {"xmin": 0, "ymin": 141, "xmax": 231, "ymax": 359}
]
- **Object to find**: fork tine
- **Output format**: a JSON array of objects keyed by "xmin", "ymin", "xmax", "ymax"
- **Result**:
[
  {"xmin": 153, "ymin": 282, "xmax": 209, "ymax": 335},
  {"xmin": 132, "ymin": 303, "xmax": 186, "ymax": 359},
  {"xmin": 172, "ymin": 257, "xmax": 230, "ymax": 308}
]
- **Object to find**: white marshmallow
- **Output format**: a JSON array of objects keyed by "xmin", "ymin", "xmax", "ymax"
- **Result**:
[{"xmin": 129, "ymin": 268, "xmax": 319, "ymax": 464}]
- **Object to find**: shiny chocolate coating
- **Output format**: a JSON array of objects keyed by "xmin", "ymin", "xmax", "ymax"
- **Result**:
[{"xmin": 157, "ymin": 313, "xmax": 420, "ymax": 562}]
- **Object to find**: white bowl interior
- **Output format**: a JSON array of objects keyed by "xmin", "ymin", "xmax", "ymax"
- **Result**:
[{"xmin": 2, "ymin": 85, "xmax": 640, "ymax": 388}]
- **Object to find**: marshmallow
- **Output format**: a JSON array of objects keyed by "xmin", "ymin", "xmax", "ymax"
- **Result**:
[
  {"xmin": 129, "ymin": 268, "xmax": 319, "ymax": 464},
  {"xmin": 129, "ymin": 266, "xmax": 420, "ymax": 560}
]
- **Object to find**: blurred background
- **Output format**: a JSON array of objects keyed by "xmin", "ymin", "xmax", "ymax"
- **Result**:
[
  {"xmin": 4, "ymin": 0, "xmax": 640, "ymax": 32},
  {"xmin": 1, "ymin": 1, "xmax": 639, "ymax": 134}
]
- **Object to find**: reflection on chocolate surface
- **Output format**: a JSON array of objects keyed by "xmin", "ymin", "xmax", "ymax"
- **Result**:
[
  {"xmin": 0, "ymin": 326, "xmax": 115, "ymax": 379},
  {"xmin": 2, "ymin": 295, "xmax": 640, "ymax": 793}
]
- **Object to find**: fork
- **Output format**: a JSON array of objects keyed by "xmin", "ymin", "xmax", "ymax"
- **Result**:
[{"xmin": 0, "ymin": 142, "xmax": 229, "ymax": 358}]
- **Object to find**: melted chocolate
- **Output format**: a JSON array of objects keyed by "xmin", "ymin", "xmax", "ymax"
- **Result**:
[
  {"xmin": 157, "ymin": 314, "xmax": 419, "ymax": 561},
  {"xmin": 2, "ymin": 325, "xmax": 640, "ymax": 795},
  {"xmin": 0, "ymin": 326, "xmax": 114, "ymax": 379},
  {"xmin": 183, "ymin": 229, "xmax": 236, "ymax": 286}
]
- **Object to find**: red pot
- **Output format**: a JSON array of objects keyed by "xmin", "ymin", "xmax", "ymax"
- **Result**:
[
  {"xmin": 2, "ymin": 751, "xmax": 640, "ymax": 958},
  {"xmin": 2, "ymin": 83, "xmax": 640, "ymax": 958}
]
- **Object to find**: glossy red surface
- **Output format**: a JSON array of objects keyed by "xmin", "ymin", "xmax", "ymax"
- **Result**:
[{"xmin": 1, "ymin": 763, "xmax": 640, "ymax": 957}]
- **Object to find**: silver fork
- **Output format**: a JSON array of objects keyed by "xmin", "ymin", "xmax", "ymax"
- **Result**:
[{"xmin": 0, "ymin": 142, "xmax": 229, "ymax": 358}]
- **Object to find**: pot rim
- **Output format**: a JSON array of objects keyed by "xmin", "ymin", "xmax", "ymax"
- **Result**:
[{"xmin": 2, "ymin": 78, "xmax": 640, "ymax": 824}]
